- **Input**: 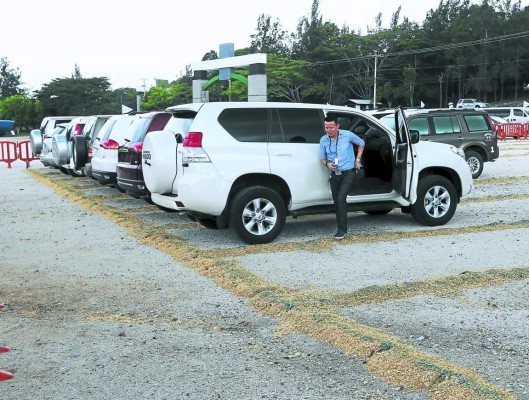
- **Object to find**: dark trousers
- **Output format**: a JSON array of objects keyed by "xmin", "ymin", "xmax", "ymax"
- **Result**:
[{"xmin": 329, "ymin": 170, "xmax": 355, "ymax": 233}]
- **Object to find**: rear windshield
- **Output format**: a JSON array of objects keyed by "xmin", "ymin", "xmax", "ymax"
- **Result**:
[
  {"xmin": 126, "ymin": 113, "xmax": 172, "ymax": 144},
  {"xmin": 97, "ymin": 120, "xmax": 117, "ymax": 141}
]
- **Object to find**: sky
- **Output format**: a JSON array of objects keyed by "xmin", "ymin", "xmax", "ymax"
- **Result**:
[{"xmin": 2, "ymin": 0, "xmax": 484, "ymax": 94}]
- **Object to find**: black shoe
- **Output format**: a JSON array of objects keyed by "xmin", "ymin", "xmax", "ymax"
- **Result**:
[{"xmin": 334, "ymin": 231, "xmax": 347, "ymax": 240}]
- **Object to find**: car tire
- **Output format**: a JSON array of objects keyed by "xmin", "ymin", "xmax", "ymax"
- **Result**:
[
  {"xmin": 411, "ymin": 175, "xmax": 457, "ymax": 226},
  {"xmin": 465, "ymin": 150, "xmax": 483, "ymax": 179},
  {"xmin": 363, "ymin": 209, "xmax": 392, "ymax": 215},
  {"xmin": 67, "ymin": 167, "xmax": 85, "ymax": 177},
  {"xmin": 73, "ymin": 136, "xmax": 88, "ymax": 169},
  {"xmin": 230, "ymin": 186, "xmax": 286, "ymax": 245}
]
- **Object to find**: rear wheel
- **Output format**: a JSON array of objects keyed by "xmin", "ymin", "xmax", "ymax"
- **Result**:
[
  {"xmin": 465, "ymin": 150, "xmax": 483, "ymax": 179},
  {"xmin": 73, "ymin": 136, "xmax": 88, "ymax": 169},
  {"xmin": 230, "ymin": 186, "xmax": 286, "ymax": 244},
  {"xmin": 411, "ymin": 175, "xmax": 457, "ymax": 226}
]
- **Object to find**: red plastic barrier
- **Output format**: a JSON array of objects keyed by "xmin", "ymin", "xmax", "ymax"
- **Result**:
[
  {"xmin": 0, "ymin": 141, "xmax": 17, "ymax": 168},
  {"xmin": 0, "ymin": 370, "xmax": 13, "ymax": 381},
  {"xmin": 17, "ymin": 140, "xmax": 40, "ymax": 168},
  {"xmin": 496, "ymin": 123, "xmax": 525, "ymax": 140}
]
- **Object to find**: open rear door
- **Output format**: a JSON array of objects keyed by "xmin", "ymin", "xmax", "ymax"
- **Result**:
[{"xmin": 392, "ymin": 107, "xmax": 415, "ymax": 200}]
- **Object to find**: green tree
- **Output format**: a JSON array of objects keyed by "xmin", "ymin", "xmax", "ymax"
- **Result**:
[
  {"xmin": 35, "ymin": 71, "xmax": 114, "ymax": 116},
  {"xmin": 0, "ymin": 57, "xmax": 26, "ymax": 99},
  {"xmin": 249, "ymin": 14, "xmax": 290, "ymax": 56},
  {"xmin": 142, "ymin": 81, "xmax": 193, "ymax": 110},
  {"xmin": 0, "ymin": 95, "xmax": 35, "ymax": 132},
  {"xmin": 266, "ymin": 54, "xmax": 319, "ymax": 102}
]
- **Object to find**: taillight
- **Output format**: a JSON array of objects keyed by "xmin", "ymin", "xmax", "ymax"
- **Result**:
[
  {"xmin": 131, "ymin": 142, "xmax": 143, "ymax": 153},
  {"xmin": 183, "ymin": 132, "xmax": 203, "ymax": 147},
  {"xmin": 129, "ymin": 142, "xmax": 143, "ymax": 165},
  {"xmin": 100, "ymin": 139, "xmax": 119, "ymax": 149},
  {"xmin": 182, "ymin": 132, "xmax": 210, "ymax": 163}
]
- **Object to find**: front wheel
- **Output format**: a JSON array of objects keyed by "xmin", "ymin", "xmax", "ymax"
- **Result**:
[
  {"xmin": 465, "ymin": 150, "xmax": 483, "ymax": 179},
  {"xmin": 230, "ymin": 186, "xmax": 286, "ymax": 245},
  {"xmin": 411, "ymin": 175, "xmax": 457, "ymax": 226}
]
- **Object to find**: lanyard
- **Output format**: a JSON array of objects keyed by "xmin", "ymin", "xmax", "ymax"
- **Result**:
[{"xmin": 327, "ymin": 133, "xmax": 339, "ymax": 158}]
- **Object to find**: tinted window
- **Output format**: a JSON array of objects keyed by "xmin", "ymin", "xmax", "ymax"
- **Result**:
[
  {"xmin": 148, "ymin": 113, "xmax": 171, "ymax": 133},
  {"xmin": 432, "ymin": 116, "xmax": 461, "ymax": 134},
  {"xmin": 409, "ymin": 117, "xmax": 429, "ymax": 136},
  {"xmin": 218, "ymin": 108, "xmax": 268, "ymax": 142},
  {"xmin": 464, "ymin": 115, "xmax": 489, "ymax": 132},
  {"xmin": 270, "ymin": 108, "xmax": 323, "ymax": 144},
  {"xmin": 514, "ymin": 109, "xmax": 523, "ymax": 117}
]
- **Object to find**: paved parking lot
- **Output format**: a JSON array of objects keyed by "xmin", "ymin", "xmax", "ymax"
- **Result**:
[{"xmin": 1, "ymin": 138, "xmax": 528, "ymax": 399}]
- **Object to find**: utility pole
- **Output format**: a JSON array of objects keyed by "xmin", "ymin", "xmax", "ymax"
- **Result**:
[{"xmin": 373, "ymin": 52, "xmax": 378, "ymax": 109}]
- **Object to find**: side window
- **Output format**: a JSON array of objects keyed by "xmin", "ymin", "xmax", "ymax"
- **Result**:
[
  {"xmin": 408, "ymin": 117, "xmax": 429, "ymax": 136},
  {"xmin": 270, "ymin": 109, "xmax": 324, "ymax": 144},
  {"xmin": 514, "ymin": 109, "xmax": 523, "ymax": 117},
  {"xmin": 218, "ymin": 108, "xmax": 268, "ymax": 142},
  {"xmin": 464, "ymin": 115, "xmax": 489, "ymax": 132},
  {"xmin": 432, "ymin": 116, "xmax": 461, "ymax": 134}
]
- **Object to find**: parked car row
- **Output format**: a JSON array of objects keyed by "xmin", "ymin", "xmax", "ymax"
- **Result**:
[{"xmin": 35, "ymin": 103, "xmax": 474, "ymax": 245}]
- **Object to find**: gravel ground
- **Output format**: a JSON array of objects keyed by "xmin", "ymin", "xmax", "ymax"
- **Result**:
[{"xmin": 1, "ymin": 138, "xmax": 528, "ymax": 399}]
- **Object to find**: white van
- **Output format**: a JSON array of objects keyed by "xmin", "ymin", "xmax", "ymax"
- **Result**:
[{"xmin": 484, "ymin": 107, "xmax": 529, "ymax": 123}]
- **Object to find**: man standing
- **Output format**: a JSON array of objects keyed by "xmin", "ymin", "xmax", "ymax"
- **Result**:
[{"xmin": 319, "ymin": 115, "xmax": 365, "ymax": 240}]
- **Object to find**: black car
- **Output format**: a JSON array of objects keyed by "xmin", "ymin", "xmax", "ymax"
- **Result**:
[
  {"xmin": 116, "ymin": 111, "xmax": 172, "ymax": 199},
  {"xmin": 381, "ymin": 108, "xmax": 499, "ymax": 178}
]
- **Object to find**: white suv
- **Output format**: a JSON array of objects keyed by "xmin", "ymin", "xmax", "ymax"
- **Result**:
[
  {"xmin": 143, "ymin": 102, "xmax": 473, "ymax": 244},
  {"xmin": 456, "ymin": 98, "xmax": 490, "ymax": 109}
]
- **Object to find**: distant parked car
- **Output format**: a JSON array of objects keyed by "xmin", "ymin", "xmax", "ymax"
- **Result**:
[
  {"xmin": 52, "ymin": 117, "xmax": 89, "ymax": 176},
  {"xmin": 456, "ymin": 99, "xmax": 490, "ymax": 109},
  {"xmin": 380, "ymin": 108, "xmax": 499, "ymax": 179},
  {"xmin": 30, "ymin": 116, "xmax": 78, "ymax": 155},
  {"xmin": 71, "ymin": 115, "xmax": 113, "ymax": 177},
  {"xmin": 91, "ymin": 114, "xmax": 140, "ymax": 185},
  {"xmin": 116, "ymin": 111, "xmax": 172, "ymax": 198},
  {"xmin": 39, "ymin": 123, "xmax": 68, "ymax": 169},
  {"xmin": 484, "ymin": 107, "xmax": 529, "ymax": 124}
]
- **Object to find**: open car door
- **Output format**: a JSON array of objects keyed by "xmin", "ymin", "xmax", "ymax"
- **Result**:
[{"xmin": 392, "ymin": 107, "xmax": 416, "ymax": 200}]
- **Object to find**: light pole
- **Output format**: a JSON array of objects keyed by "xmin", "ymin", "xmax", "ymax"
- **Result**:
[{"xmin": 373, "ymin": 51, "xmax": 378, "ymax": 109}]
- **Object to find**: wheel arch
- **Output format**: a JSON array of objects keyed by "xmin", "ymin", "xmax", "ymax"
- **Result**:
[
  {"xmin": 217, "ymin": 173, "xmax": 292, "ymax": 229},
  {"xmin": 418, "ymin": 167, "xmax": 463, "ymax": 200},
  {"xmin": 462, "ymin": 144, "xmax": 488, "ymax": 161}
]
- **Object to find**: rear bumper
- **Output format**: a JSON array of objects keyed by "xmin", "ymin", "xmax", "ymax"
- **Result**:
[
  {"xmin": 92, "ymin": 169, "xmax": 117, "ymax": 184},
  {"xmin": 117, "ymin": 177, "xmax": 149, "ymax": 197}
]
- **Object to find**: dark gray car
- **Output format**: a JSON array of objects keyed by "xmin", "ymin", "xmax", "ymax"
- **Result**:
[{"xmin": 381, "ymin": 108, "xmax": 499, "ymax": 178}]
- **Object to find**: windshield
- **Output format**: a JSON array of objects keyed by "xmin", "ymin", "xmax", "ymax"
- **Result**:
[{"xmin": 380, "ymin": 115, "xmax": 396, "ymax": 130}]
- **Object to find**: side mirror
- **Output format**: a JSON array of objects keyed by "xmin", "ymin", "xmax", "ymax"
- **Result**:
[
  {"xmin": 175, "ymin": 133, "xmax": 183, "ymax": 143},
  {"xmin": 409, "ymin": 130, "xmax": 420, "ymax": 144}
]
